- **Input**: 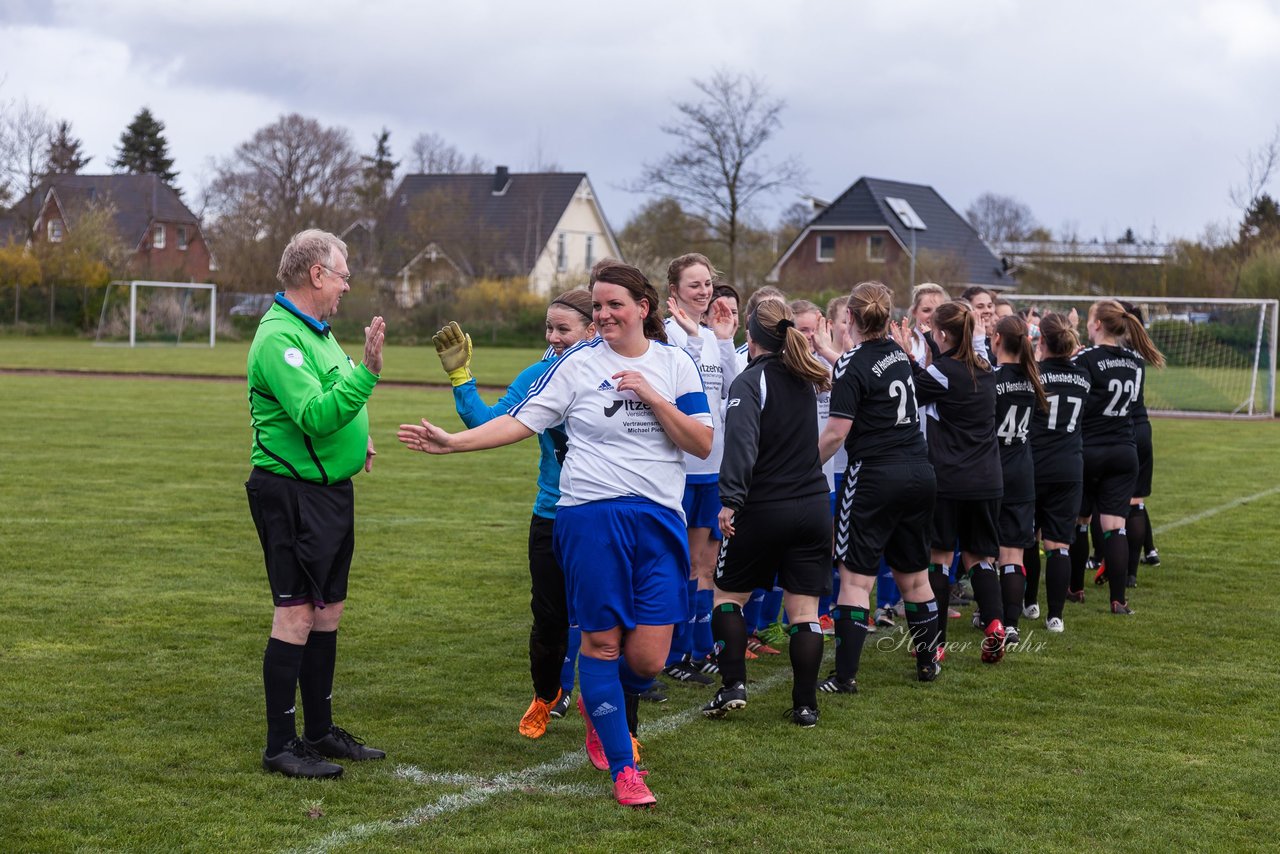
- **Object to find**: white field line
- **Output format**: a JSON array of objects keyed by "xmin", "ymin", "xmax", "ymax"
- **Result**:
[
  {"xmin": 287, "ymin": 667, "xmax": 798, "ymax": 854},
  {"xmin": 1151, "ymin": 484, "xmax": 1280, "ymax": 536}
]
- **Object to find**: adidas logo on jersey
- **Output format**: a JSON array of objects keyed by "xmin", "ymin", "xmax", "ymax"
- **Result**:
[
  {"xmin": 591, "ymin": 701, "xmax": 618, "ymax": 718},
  {"xmin": 597, "ymin": 379, "xmax": 614, "ymax": 390}
]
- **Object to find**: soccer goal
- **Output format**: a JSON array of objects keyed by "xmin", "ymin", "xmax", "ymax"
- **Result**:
[
  {"xmin": 94, "ymin": 281, "xmax": 218, "ymax": 348},
  {"xmin": 1009, "ymin": 295, "xmax": 1278, "ymax": 418}
]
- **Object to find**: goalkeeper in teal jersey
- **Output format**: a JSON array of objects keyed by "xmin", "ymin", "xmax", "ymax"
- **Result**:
[{"xmin": 245, "ymin": 229, "xmax": 386, "ymax": 780}]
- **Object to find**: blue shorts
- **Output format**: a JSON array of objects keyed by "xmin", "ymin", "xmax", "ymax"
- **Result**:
[
  {"xmin": 553, "ymin": 497, "xmax": 690, "ymax": 633},
  {"xmin": 682, "ymin": 480, "xmax": 723, "ymax": 538}
]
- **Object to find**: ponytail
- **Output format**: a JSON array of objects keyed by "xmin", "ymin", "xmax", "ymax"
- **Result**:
[
  {"xmin": 996, "ymin": 315, "xmax": 1048, "ymax": 412},
  {"xmin": 933, "ymin": 300, "xmax": 989, "ymax": 387},
  {"xmin": 1039, "ymin": 311, "xmax": 1078, "ymax": 358},
  {"xmin": 1093, "ymin": 299, "xmax": 1165, "ymax": 368},
  {"xmin": 751, "ymin": 298, "xmax": 831, "ymax": 391}
]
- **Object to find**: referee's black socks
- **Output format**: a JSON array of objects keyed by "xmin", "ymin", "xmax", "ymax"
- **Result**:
[
  {"xmin": 1000, "ymin": 564, "xmax": 1025, "ymax": 629},
  {"xmin": 711, "ymin": 602, "xmax": 748, "ymax": 687},
  {"xmin": 299, "ymin": 629, "xmax": 338, "ymax": 741},
  {"xmin": 1103, "ymin": 528, "xmax": 1129, "ymax": 605},
  {"xmin": 787, "ymin": 623, "xmax": 824, "ymax": 711},
  {"xmin": 969, "ymin": 562, "xmax": 1002, "ymax": 627},
  {"xmin": 831, "ymin": 606, "xmax": 869, "ymax": 681},
  {"xmin": 263, "ymin": 637, "xmax": 305, "ymax": 755}
]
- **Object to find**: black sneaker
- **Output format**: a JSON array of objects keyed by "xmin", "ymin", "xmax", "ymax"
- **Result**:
[
  {"xmin": 304, "ymin": 725, "xmax": 386, "ymax": 761},
  {"xmin": 701, "ymin": 682, "xmax": 747, "ymax": 718},
  {"xmin": 784, "ymin": 706, "xmax": 819, "ymax": 728},
  {"xmin": 1005, "ymin": 625, "xmax": 1021, "ymax": 647},
  {"xmin": 662, "ymin": 658, "xmax": 713, "ymax": 685},
  {"xmin": 694, "ymin": 654, "xmax": 720, "ymax": 675},
  {"xmin": 1145, "ymin": 549, "xmax": 1160, "ymax": 567},
  {"xmin": 1111, "ymin": 600, "xmax": 1135, "ymax": 616},
  {"xmin": 1126, "ymin": 575, "xmax": 1138, "ymax": 588},
  {"xmin": 817, "ymin": 672, "xmax": 858, "ymax": 694},
  {"xmin": 548, "ymin": 690, "xmax": 573, "ymax": 719},
  {"xmin": 639, "ymin": 682, "xmax": 668, "ymax": 703},
  {"xmin": 263, "ymin": 737, "xmax": 343, "ymax": 778}
]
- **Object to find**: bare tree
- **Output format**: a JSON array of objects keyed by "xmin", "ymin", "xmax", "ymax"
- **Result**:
[
  {"xmin": 1, "ymin": 98, "xmax": 53, "ymax": 220},
  {"xmin": 1229, "ymin": 124, "xmax": 1280, "ymax": 212},
  {"xmin": 965, "ymin": 192, "xmax": 1041, "ymax": 244},
  {"xmin": 633, "ymin": 70, "xmax": 805, "ymax": 282},
  {"xmin": 408, "ymin": 132, "xmax": 487, "ymax": 174},
  {"xmin": 202, "ymin": 113, "xmax": 360, "ymax": 290}
]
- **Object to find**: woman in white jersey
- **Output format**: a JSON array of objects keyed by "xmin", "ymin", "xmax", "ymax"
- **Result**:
[
  {"xmin": 398, "ymin": 259, "xmax": 713, "ymax": 809},
  {"xmin": 661, "ymin": 253, "xmax": 740, "ymax": 682}
]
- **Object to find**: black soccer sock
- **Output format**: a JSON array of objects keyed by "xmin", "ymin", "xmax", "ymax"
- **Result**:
[
  {"xmin": 1023, "ymin": 546, "xmax": 1041, "ymax": 607},
  {"xmin": 1000, "ymin": 564, "xmax": 1026, "ymax": 629},
  {"xmin": 832, "ymin": 606, "xmax": 869, "ymax": 681},
  {"xmin": 1090, "ymin": 516, "xmax": 1105, "ymax": 565},
  {"xmin": 1103, "ymin": 528, "xmax": 1129, "ymax": 605},
  {"xmin": 711, "ymin": 602, "xmax": 748, "ymax": 687},
  {"xmin": 624, "ymin": 692, "xmax": 640, "ymax": 737},
  {"xmin": 903, "ymin": 598, "xmax": 940, "ymax": 666},
  {"xmin": 1142, "ymin": 505, "xmax": 1155, "ymax": 553},
  {"xmin": 1045, "ymin": 548, "xmax": 1071, "ymax": 620},
  {"xmin": 969, "ymin": 562, "xmax": 1002, "ymax": 627},
  {"xmin": 928, "ymin": 564, "xmax": 951, "ymax": 651},
  {"xmin": 263, "ymin": 637, "xmax": 305, "ymax": 754},
  {"xmin": 787, "ymin": 622, "xmax": 824, "ymax": 710},
  {"xmin": 1126, "ymin": 503, "xmax": 1147, "ymax": 581},
  {"xmin": 529, "ymin": 623, "xmax": 569, "ymax": 703},
  {"xmin": 299, "ymin": 629, "xmax": 337, "ymax": 741},
  {"xmin": 1069, "ymin": 524, "xmax": 1090, "ymax": 592}
]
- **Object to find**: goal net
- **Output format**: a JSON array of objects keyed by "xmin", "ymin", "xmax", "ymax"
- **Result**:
[
  {"xmin": 1008, "ymin": 295, "xmax": 1277, "ymax": 418},
  {"xmin": 94, "ymin": 281, "xmax": 218, "ymax": 347}
]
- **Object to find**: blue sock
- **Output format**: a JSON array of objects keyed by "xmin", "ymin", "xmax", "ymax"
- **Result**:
[
  {"xmin": 666, "ymin": 618, "xmax": 688, "ymax": 666},
  {"xmin": 693, "ymin": 588, "xmax": 714, "ymax": 659},
  {"xmin": 560, "ymin": 626, "xmax": 580, "ymax": 694},
  {"xmin": 682, "ymin": 579, "xmax": 698, "ymax": 656},
  {"xmin": 950, "ymin": 549, "xmax": 962, "ymax": 583},
  {"xmin": 578, "ymin": 655, "xmax": 632, "ymax": 778},
  {"xmin": 876, "ymin": 560, "xmax": 899, "ymax": 609},
  {"xmin": 743, "ymin": 589, "xmax": 764, "ymax": 631},
  {"xmin": 818, "ymin": 594, "xmax": 831, "ymax": 618},
  {"xmin": 761, "ymin": 587, "xmax": 784, "ymax": 631}
]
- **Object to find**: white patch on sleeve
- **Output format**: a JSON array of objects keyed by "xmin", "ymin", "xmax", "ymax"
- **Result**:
[
  {"xmin": 925, "ymin": 364, "xmax": 949, "ymax": 390},
  {"xmin": 283, "ymin": 348, "xmax": 304, "ymax": 367}
]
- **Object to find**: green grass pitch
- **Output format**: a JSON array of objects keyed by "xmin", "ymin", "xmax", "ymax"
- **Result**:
[{"xmin": 1, "ymin": 346, "xmax": 1278, "ymax": 851}]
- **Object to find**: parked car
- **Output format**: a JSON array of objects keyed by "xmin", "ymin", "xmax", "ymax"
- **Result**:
[{"xmin": 229, "ymin": 293, "xmax": 275, "ymax": 317}]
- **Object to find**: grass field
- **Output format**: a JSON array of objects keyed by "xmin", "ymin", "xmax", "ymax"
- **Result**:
[{"xmin": 1, "ymin": 362, "xmax": 1279, "ymax": 852}]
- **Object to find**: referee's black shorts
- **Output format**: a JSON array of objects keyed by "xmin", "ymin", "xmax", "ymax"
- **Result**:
[
  {"xmin": 836, "ymin": 460, "xmax": 936, "ymax": 576},
  {"xmin": 246, "ymin": 467, "xmax": 354, "ymax": 607},
  {"xmin": 715, "ymin": 493, "xmax": 831, "ymax": 597},
  {"xmin": 1082, "ymin": 443, "xmax": 1138, "ymax": 518}
]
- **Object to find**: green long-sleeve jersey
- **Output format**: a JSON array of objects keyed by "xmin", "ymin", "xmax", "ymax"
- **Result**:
[{"xmin": 247, "ymin": 298, "xmax": 378, "ymax": 484}]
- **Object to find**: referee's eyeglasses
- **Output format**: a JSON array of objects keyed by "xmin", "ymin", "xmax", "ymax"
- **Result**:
[{"xmin": 317, "ymin": 265, "xmax": 351, "ymax": 285}]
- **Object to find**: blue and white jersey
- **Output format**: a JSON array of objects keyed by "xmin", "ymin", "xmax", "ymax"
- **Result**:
[
  {"xmin": 511, "ymin": 337, "xmax": 712, "ymax": 519},
  {"xmin": 735, "ymin": 341, "xmax": 750, "ymax": 373},
  {"xmin": 664, "ymin": 319, "xmax": 738, "ymax": 481},
  {"xmin": 814, "ymin": 353, "xmax": 838, "ymax": 492}
]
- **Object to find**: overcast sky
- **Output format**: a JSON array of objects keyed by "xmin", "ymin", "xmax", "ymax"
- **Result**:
[{"xmin": 3, "ymin": 0, "xmax": 1278, "ymax": 243}]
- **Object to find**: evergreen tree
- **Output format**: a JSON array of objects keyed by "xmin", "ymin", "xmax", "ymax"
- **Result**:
[
  {"xmin": 357, "ymin": 128, "xmax": 399, "ymax": 215},
  {"xmin": 112, "ymin": 108, "xmax": 178, "ymax": 187},
  {"xmin": 45, "ymin": 120, "xmax": 92, "ymax": 175}
]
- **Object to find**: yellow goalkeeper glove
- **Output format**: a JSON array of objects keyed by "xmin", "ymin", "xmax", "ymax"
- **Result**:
[{"xmin": 433, "ymin": 321, "xmax": 474, "ymax": 387}]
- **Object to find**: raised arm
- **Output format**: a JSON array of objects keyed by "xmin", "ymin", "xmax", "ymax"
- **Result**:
[{"xmin": 398, "ymin": 413, "xmax": 534, "ymax": 455}]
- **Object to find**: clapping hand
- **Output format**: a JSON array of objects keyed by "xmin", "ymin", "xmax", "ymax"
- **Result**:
[{"xmin": 398, "ymin": 418, "xmax": 455, "ymax": 455}]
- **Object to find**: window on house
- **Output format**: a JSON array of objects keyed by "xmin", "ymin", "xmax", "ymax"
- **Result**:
[
  {"xmin": 817, "ymin": 235, "xmax": 835, "ymax": 262},
  {"xmin": 177, "ymin": 226, "xmax": 189, "ymax": 251},
  {"xmin": 556, "ymin": 233, "xmax": 567, "ymax": 272},
  {"xmin": 585, "ymin": 234, "xmax": 594, "ymax": 269},
  {"xmin": 868, "ymin": 235, "xmax": 886, "ymax": 262},
  {"xmin": 152, "ymin": 224, "xmax": 166, "ymax": 249},
  {"xmin": 48, "ymin": 219, "xmax": 64, "ymax": 243}
]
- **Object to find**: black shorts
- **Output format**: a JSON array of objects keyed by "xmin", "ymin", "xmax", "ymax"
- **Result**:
[
  {"xmin": 246, "ymin": 467, "xmax": 354, "ymax": 607},
  {"xmin": 1134, "ymin": 420, "xmax": 1153, "ymax": 498},
  {"xmin": 715, "ymin": 493, "xmax": 831, "ymax": 596},
  {"xmin": 835, "ymin": 460, "xmax": 936, "ymax": 575},
  {"xmin": 998, "ymin": 498, "xmax": 1036, "ymax": 549},
  {"xmin": 1082, "ymin": 443, "xmax": 1138, "ymax": 518},
  {"xmin": 932, "ymin": 496, "xmax": 999, "ymax": 558},
  {"xmin": 1036, "ymin": 481, "xmax": 1083, "ymax": 545}
]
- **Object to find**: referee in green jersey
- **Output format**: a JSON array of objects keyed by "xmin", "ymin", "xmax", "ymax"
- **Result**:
[{"xmin": 245, "ymin": 229, "xmax": 386, "ymax": 778}]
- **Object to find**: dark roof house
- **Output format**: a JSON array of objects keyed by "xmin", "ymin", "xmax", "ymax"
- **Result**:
[
  {"xmin": 769, "ymin": 177, "xmax": 1012, "ymax": 291},
  {"xmin": 377, "ymin": 166, "xmax": 621, "ymax": 304}
]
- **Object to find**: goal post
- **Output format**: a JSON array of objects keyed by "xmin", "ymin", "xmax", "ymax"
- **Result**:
[
  {"xmin": 95, "ymin": 280, "xmax": 218, "ymax": 348},
  {"xmin": 1007, "ymin": 295, "xmax": 1277, "ymax": 418}
]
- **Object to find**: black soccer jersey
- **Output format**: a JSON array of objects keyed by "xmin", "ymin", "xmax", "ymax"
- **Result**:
[
  {"xmin": 719, "ymin": 353, "xmax": 829, "ymax": 511},
  {"xmin": 993, "ymin": 363, "xmax": 1037, "ymax": 503},
  {"xmin": 911, "ymin": 349, "xmax": 1002, "ymax": 500},
  {"xmin": 829, "ymin": 337, "xmax": 928, "ymax": 466},
  {"xmin": 1131, "ymin": 359, "xmax": 1149, "ymax": 425},
  {"xmin": 1030, "ymin": 357, "xmax": 1090, "ymax": 483},
  {"xmin": 1073, "ymin": 344, "xmax": 1143, "ymax": 446}
]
